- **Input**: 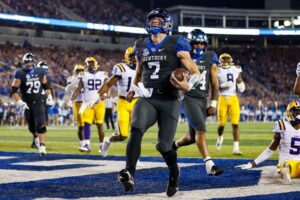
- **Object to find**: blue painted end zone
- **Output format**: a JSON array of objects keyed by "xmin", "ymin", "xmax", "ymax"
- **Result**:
[{"xmin": 0, "ymin": 151, "xmax": 283, "ymax": 199}]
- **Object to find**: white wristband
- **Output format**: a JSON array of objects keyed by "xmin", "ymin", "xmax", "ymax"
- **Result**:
[{"xmin": 210, "ymin": 100, "xmax": 217, "ymax": 108}]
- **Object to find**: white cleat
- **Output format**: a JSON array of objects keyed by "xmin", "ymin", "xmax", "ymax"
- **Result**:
[
  {"xmin": 137, "ymin": 159, "xmax": 144, "ymax": 168},
  {"xmin": 282, "ymin": 162, "xmax": 292, "ymax": 184},
  {"xmin": 99, "ymin": 137, "xmax": 111, "ymax": 157},
  {"xmin": 38, "ymin": 146, "xmax": 47, "ymax": 156},
  {"xmin": 216, "ymin": 136, "xmax": 224, "ymax": 151},
  {"xmin": 233, "ymin": 149, "xmax": 243, "ymax": 155},
  {"xmin": 79, "ymin": 144, "xmax": 92, "ymax": 153}
]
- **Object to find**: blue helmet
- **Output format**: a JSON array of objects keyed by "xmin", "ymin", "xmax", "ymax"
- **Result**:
[
  {"xmin": 145, "ymin": 8, "xmax": 173, "ymax": 35},
  {"xmin": 37, "ymin": 61, "xmax": 48, "ymax": 72},
  {"xmin": 187, "ymin": 29, "xmax": 208, "ymax": 57},
  {"xmin": 22, "ymin": 53, "xmax": 35, "ymax": 72}
]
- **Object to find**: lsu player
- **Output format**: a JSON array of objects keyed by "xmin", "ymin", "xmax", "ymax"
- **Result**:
[
  {"xmin": 236, "ymin": 101, "xmax": 300, "ymax": 184},
  {"xmin": 72, "ymin": 57, "xmax": 108, "ymax": 152},
  {"xmin": 98, "ymin": 47, "xmax": 138, "ymax": 157},
  {"xmin": 66, "ymin": 64, "xmax": 85, "ymax": 150},
  {"xmin": 216, "ymin": 53, "xmax": 245, "ymax": 155},
  {"xmin": 294, "ymin": 62, "xmax": 300, "ymax": 95}
]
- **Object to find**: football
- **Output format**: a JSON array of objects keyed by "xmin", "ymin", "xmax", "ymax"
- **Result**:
[{"xmin": 172, "ymin": 68, "xmax": 189, "ymax": 81}]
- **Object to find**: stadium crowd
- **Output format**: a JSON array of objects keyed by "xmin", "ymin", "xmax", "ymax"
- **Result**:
[
  {"xmin": 0, "ymin": 43, "xmax": 297, "ymax": 126},
  {"xmin": 1, "ymin": 0, "xmax": 145, "ymax": 26}
]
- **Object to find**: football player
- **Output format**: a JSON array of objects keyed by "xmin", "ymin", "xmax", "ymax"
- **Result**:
[
  {"xmin": 216, "ymin": 53, "xmax": 245, "ymax": 155},
  {"xmin": 65, "ymin": 64, "xmax": 85, "ymax": 150},
  {"xmin": 72, "ymin": 57, "xmax": 108, "ymax": 152},
  {"xmin": 98, "ymin": 47, "xmax": 139, "ymax": 157},
  {"xmin": 236, "ymin": 101, "xmax": 300, "ymax": 184},
  {"xmin": 119, "ymin": 8, "xmax": 201, "ymax": 197},
  {"xmin": 172, "ymin": 29, "xmax": 223, "ymax": 176},
  {"xmin": 11, "ymin": 53, "xmax": 54, "ymax": 155},
  {"xmin": 294, "ymin": 62, "xmax": 300, "ymax": 95}
]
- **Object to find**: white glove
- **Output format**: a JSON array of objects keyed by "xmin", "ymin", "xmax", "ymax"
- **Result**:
[
  {"xmin": 87, "ymin": 97, "xmax": 101, "ymax": 108},
  {"xmin": 235, "ymin": 162, "xmax": 253, "ymax": 169},
  {"xmin": 296, "ymin": 62, "xmax": 300, "ymax": 76},
  {"xmin": 137, "ymin": 82, "xmax": 153, "ymax": 98},
  {"xmin": 220, "ymin": 81, "xmax": 233, "ymax": 89},
  {"xmin": 131, "ymin": 83, "xmax": 153, "ymax": 98},
  {"xmin": 78, "ymin": 102, "xmax": 87, "ymax": 114},
  {"xmin": 46, "ymin": 95, "xmax": 54, "ymax": 106},
  {"xmin": 16, "ymin": 99, "xmax": 29, "ymax": 111}
]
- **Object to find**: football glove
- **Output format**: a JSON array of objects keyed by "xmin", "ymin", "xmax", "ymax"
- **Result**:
[
  {"xmin": 87, "ymin": 97, "xmax": 100, "ymax": 108},
  {"xmin": 78, "ymin": 102, "xmax": 87, "ymax": 114},
  {"xmin": 235, "ymin": 162, "xmax": 253, "ymax": 169},
  {"xmin": 46, "ymin": 95, "xmax": 54, "ymax": 106},
  {"xmin": 296, "ymin": 62, "xmax": 300, "ymax": 76},
  {"xmin": 131, "ymin": 82, "xmax": 153, "ymax": 98},
  {"xmin": 16, "ymin": 99, "xmax": 29, "ymax": 111}
]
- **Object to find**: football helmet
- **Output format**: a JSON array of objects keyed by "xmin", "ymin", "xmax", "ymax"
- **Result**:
[
  {"xmin": 286, "ymin": 101, "xmax": 300, "ymax": 125},
  {"xmin": 73, "ymin": 64, "xmax": 85, "ymax": 75},
  {"xmin": 37, "ymin": 61, "xmax": 48, "ymax": 71},
  {"xmin": 219, "ymin": 53, "xmax": 233, "ymax": 68},
  {"xmin": 22, "ymin": 53, "xmax": 35, "ymax": 72},
  {"xmin": 145, "ymin": 8, "xmax": 173, "ymax": 35},
  {"xmin": 187, "ymin": 29, "xmax": 208, "ymax": 58},
  {"xmin": 85, "ymin": 57, "xmax": 98, "ymax": 73},
  {"xmin": 125, "ymin": 47, "xmax": 136, "ymax": 69}
]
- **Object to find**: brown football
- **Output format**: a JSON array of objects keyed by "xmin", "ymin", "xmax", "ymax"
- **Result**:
[{"xmin": 172, "ymin": 68, "xmax": 189, "ymax": 81}]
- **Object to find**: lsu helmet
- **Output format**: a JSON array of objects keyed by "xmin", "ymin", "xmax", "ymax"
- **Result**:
[
  {"xmin": 85, "ymin": 57, "xmax": 98, "ymax": 73},
  {"xmin": 145, "ymin": 8, "xmax": 173, "ymax": 35},
  {"xmin": 37, "ymin": 61, "xmax": 48, "ymax": 71},
  {"xmin": 125, "ymin": 47, "xmax": 136, "ymax": 69},
  {"xmin": 219, "ymin": 53, "xmax": 233, "ymax": 68},
  {"xmin": 22, "ymin": 53, "xmax": 35, "ymax": 72},
  {"xmin": 286, "ymin": 101, "xmax": 300, "ymax": 125},
  {"xmin": 73, "ymin": 64, "xmax": 85, "ymax": 75},
  {"xmin": 187, "ymin": 29, "xmax": 208, "ymax": 57}
]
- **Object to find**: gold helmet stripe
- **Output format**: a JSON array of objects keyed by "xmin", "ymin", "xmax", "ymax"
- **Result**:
[{"xmin": 116, "ymin": 63, "xmax": 125, "ymax": 72}]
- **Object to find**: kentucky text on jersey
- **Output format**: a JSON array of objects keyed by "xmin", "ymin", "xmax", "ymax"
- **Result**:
[{"xmin": 142, "ymin": 55, "xmax": 167, "ymax": 62}]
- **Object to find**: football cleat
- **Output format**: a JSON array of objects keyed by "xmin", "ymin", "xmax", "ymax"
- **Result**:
[
  {"xmin": 118, "ymin": 169, "xmax": 134, "ymax": 192},
  {"xmin": 38, "ymin": 145, "xmax": 47, "ymax": 156},
  {"xmin": 79, "ymin": 144, "xmax": 92, "ymax": 153},
  {"xmin": 208, "ymin": 165, "xmax": 224, "ymax": 176},
  {"xmin": 100, "ymin": 137, "xmax": 111, "ymax": 157},
  {"xmin": 216, "ymin": 136, "xmax": 223, "ymax": 151},
  {"xmin": 233, "ymin": 150, "xmax": 243, "ymax": 155},
  {"xmin": 166, "ymin": 165, "xmax": 180, "ymax": 197},
  {"xmin": 282, "ymin": 162, "xmax": 292, "ymax": 184}
]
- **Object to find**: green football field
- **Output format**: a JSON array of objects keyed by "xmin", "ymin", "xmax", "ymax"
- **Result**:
[{"xmin": 0, "ymin": 122, "xmax": 278, "ymax": 160}]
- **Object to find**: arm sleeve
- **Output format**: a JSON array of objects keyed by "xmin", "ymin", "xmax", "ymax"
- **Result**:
[{"xmin": 175, "ymin": 35, "xmax": 192, "ymax": 53}]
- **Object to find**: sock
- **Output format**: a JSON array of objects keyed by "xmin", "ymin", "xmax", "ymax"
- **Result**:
[
  {"xmin": 161, "ymin": 149, "xmax": 178, "ymax": 177},
  {"xmin": 99, "ymin": 142, "xmax": 102, "ymax": 148},
  {"xmin": 126, "ymin": 127, "xmax": 144, "ymax": 177},
  {"xmin": 79, "ymin": 140, "xmax": 84, "ymax": 147},
  {"xmin": 204, "ymin": 157, "xmax": 214, "ymax": 173},
  {"xmin": 234, "ymin": 141, "xmax": 239, "ymax": 151},
  {"xmin": 40, "ymin": 143, "xmax": 45, "ymax": 146},
  {"xmin": 84, "ymin": 123, "xmax": 91, "ymax": 140},
  {"xmin": 217, "ymin": 136, "xmax": 223, "ymax": 143},
  {"xmin": 85, "ymin": 139, "xmax": 90, "ymax": 146}
]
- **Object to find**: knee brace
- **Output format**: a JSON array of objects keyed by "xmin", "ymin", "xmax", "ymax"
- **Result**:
[{"xmin": 37, "ymin": 126, "xmax": 47, "ymax": 134}]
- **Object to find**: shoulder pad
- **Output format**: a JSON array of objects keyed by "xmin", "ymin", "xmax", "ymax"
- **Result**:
[{"xmin": 272, "ymin": 119, "xmax": 286, "ymax": 133}]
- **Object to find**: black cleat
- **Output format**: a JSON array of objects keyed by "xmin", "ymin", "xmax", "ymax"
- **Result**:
[
  {"xmin": 172, "ymin": 141, "xmax": 178, "ymax": 151},
  {"xmin": 208, "ymin": 165, "xmax": 224, "ymax": 176},
  {"xmin": 31, "ymin": 140, "xmax": 37, "ymax": 149},
  {"xmin": 166, "ymin": 166, "xmax": 180, "ymax": 197},
  {"xmin": 118, "ymin": 169, "xmax": 134, "ymax": 192}
]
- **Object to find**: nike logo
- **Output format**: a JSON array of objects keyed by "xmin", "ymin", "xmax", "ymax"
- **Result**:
[{"xmin": 158, "ymin": 48, "xmax": 165, "ymax": 52}]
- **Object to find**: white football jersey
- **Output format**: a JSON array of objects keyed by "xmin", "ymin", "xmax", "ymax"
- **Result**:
[
  {"xmin": 66, "ymin": 74, "xmax": 83, "ymax": 102},
  {"xmin": 218, "ymin": 65, "xmax": 242, "ymax": 96},
  {"xmin": 81, "ymin": 71, "xmax": 107, "ymax": 102},
  {"xmin": 112, "ymin": 63, "xmax": 135, "ymax": 97},
  {"xmin": 273, "ymin": 119, "xmax": 300, "ymax": 163}
]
